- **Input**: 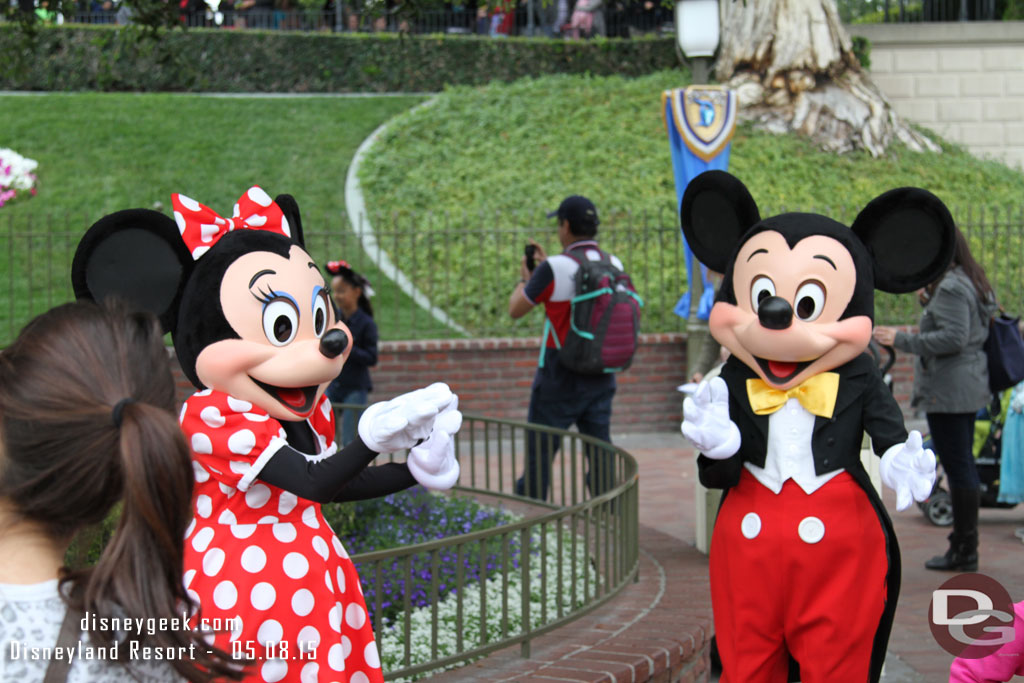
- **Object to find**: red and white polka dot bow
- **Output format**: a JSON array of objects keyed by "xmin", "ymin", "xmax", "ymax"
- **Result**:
[{"xmin": 171, "ymin": 186, "xmax": 291, "ymax": 260}]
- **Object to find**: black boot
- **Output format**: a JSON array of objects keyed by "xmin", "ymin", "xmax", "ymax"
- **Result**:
[{"xmin": 925, "ymin": 487, "xmax": 980, "ymax": 571}]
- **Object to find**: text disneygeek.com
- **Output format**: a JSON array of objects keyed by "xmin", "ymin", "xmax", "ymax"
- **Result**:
[{"xmin": 6, "ymin": 612, "xmax": 242, "ymax": 664}]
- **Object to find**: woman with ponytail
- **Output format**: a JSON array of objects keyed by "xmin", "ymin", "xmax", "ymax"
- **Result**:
[{"xmin": 0, "ymin": 301, "xmax": 244, "ymax": 682}]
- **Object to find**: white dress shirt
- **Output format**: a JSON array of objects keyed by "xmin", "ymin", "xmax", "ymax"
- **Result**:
[{"xmin": 744, "ymin": 397, "xmax": 843, "ymax": 495}]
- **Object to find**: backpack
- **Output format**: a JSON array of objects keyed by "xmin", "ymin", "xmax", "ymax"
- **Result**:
[
  {"xmin": 984, "ymin": 311, "xmax": 1024, "ymax": 393},
  {"xmin": 542, "ymin": 249, "xmax": 644, "ymax": 374}
]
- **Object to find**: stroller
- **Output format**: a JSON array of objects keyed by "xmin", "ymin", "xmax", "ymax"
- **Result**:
[{"xmin": 918, "ymin": 390, "xmax": 1016, "ymax": 526}]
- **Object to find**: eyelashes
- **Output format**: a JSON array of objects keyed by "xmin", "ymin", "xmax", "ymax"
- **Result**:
[{"xmin": 253, "ymin": 284, "xmax": 278, "ymax": 306}]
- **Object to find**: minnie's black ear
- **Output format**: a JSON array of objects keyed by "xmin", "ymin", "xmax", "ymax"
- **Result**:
[
  {"xmin": 851, "ymin": 187, "xmax": 956, "ymax": 294},
  {"xmin": 72, "ymin": 209, "xmax": 193, "ymax": 333},
  {"xmin": 275, "ymin": 194, "xmax": 305, "ymax": 248},
  {"xmin": 680, "ymin": 170, "xmax": 761, "ymax": 273}
]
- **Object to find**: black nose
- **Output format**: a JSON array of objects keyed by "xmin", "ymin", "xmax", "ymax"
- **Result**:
[
  {"xmin": 758, "ymin": 296, "xmax": 793, "ymax": 330},
  {"xmin": 319, "ymin": 329, "xmax": 349, "ymax": 359}
]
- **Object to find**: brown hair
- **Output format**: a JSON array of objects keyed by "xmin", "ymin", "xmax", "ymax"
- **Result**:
[
  {"xmin": 0, "ymin": 301, "xmax": 244, "ymax": 681},
  {"xmin": 925, "ymin": 227, "xmax": 994, "ymax": 303}
]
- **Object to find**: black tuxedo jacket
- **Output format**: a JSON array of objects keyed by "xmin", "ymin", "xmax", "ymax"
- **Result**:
[{"xmin": 697, "ymin": 352, "xmax": 907, "ymax": 490}]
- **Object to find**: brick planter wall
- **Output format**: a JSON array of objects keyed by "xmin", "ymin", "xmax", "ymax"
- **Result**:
[
  {"xmin": 170, "ymin": 329, "xmax": 922, "ymax": 433},
  {"xmin": 171, "ymin": 333, "xmax": 690, "ymax": 433}
]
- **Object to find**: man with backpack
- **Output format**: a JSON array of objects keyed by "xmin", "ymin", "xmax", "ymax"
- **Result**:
[{"xmin": 508, "ymin": 195, "xmax": 642, "ymax": 501}]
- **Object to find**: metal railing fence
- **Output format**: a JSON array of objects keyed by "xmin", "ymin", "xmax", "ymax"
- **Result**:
[
  {"xmin": 338, "ymin": 411, "xmax": 640, "ymax": 680},
  {"xmin": 3, "ymin": 204, "xmax": 1023, "ymax": 346},
  {"xmin": 838, "ymin": 0, "xmax": 1005, "ymax": 23}
]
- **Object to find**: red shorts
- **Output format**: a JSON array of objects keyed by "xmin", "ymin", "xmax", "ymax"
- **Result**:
[{"xmin": 710, "ymin": 468, "xmax": 888, "ymax": 683}]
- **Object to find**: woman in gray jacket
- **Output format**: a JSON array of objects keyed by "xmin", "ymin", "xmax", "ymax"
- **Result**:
[{"xmin": 875, "ymin": 227, "xmax": 997, "ymax": 571}]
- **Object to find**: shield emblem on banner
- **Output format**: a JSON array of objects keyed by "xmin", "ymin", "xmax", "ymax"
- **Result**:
[{"xmin": 664, "ymin": 85, "xmax": 737, "ymax": 162}]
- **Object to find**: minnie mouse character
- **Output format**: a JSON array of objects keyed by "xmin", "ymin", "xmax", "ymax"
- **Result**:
[
  {"xmin": 679, "ymin": 171, "xmax": 954, "ymax": 683},
  {"xmin": 72, "ymin": 187, "xmax": 461, "ymax": 683}
]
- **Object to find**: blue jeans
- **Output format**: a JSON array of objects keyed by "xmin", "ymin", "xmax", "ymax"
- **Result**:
[
  {"xmin": 328, "ymin": 387, "xmax": 368, "ymax": 445},
  {"xmin": 515, "ymin": 386, "xmax": 615, "ymax": 501}
]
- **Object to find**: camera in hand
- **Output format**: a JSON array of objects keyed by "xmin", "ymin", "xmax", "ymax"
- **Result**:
[{"xmin": 525, "ymin": 244, "xmax": 537, "ymax": 272}]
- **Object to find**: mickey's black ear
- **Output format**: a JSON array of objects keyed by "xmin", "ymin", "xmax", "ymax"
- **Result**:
[
  {"xmin": 275, "ymin": 194, "xmax": 305, "ymax": 248},
  {"xmin": 851, "ymin": 187, "xmax": 956, "ymax": 294},
  {"xmin": 680, "ymin": 170, "xmax": 761, "ymax": 273},
  {"xmin": 72, "ymin": 209, "xmax": 193, "ymax": 333}
]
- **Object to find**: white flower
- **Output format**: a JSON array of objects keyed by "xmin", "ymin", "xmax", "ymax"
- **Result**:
[
  {"xmin": 0, "ymin": 148, "xmax": 39, "ymax": 206},
  {"xmin": 377, "ymin": 528, "xmax": 598, "ymax": 682}
]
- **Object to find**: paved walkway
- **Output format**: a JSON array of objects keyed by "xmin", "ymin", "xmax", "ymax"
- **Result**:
[{"xmin": 437, "ymin": 429, "xmax": 1024, "ymax": 681}]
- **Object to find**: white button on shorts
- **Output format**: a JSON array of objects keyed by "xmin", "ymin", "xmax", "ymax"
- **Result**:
[
  {"xmin": 798, "ymin": 516, "xmax": 825, "ymax": 544},
  {"xmin": 741, "ymin": 512, "xmax": 762, "ymax": 539}
]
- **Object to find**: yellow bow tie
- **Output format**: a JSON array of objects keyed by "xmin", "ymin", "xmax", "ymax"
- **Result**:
[{"xmin": 746, "ymin": 372, "xmax": 840, "ymax": 419}]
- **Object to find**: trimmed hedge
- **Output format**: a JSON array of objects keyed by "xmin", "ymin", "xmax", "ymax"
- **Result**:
[{"xmin": 0, "ymin": 25, "xmax": 678, "ymax": 92}]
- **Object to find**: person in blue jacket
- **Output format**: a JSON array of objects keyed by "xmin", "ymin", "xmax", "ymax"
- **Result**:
[{"xmin": 326, "ymin": 260, "xmax": 379, "ymax": 443}]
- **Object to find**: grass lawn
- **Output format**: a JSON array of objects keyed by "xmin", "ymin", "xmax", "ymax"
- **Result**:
[
  {"xmin": 0, "ymin": 92, "xmax": 435, "ymax": 344},
  {"xmin": 4, "ymin": 78, "xmax": 1024, "ymax": 341},
  {"xmin": 357, "ymin": 70, "xmax": 1024, "ymax": 330}
]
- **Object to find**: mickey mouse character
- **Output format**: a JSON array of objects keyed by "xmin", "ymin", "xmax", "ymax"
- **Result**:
[
  {"xmin": 72, "ymin": 187, "xmax": 461, "ymax": 683},
  {"xmin": 679, "ymin": 171, "xmax": 954, "ymax": 683}
]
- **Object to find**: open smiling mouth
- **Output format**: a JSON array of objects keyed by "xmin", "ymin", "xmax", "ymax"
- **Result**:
[
  {"xmin": 754, "ymin": 357, "xmax": 815, "ymax": 384},
  {"xmin": 251, "ymin": 378, "xmax": 319, "ymax": 415}
]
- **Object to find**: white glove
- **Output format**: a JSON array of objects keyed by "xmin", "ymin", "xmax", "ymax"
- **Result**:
[
  {"xmin": 681, "ymin": 377, "xmax": 741, "ymax": 460},
  {"xmin": 358, "ymin": 382, "xmax": 456, "ymax": 454},
  {"xmin": 407, "ymin": 395, "xmax": 462, "ymax": 490},
  {"xmin": 880, "ymin": 430, "xmax": 936, "ymax": 511}
]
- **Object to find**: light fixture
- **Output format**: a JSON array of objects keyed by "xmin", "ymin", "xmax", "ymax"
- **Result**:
[{"xmin": 675, "ymin": 0, "xmax": 720, "ymax": 58}]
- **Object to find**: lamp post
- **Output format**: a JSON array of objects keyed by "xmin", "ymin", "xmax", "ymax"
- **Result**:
[
  {"xmin": 667, "ymin": 0, "xmax": 724, "ymax": 391},
  {"xmin": 675, "ymin": 0, "xmax": 720, "ymax": 85},
  {"xmin": 666, "ymin": 0, "xmax": 727, "ymax": 554}
]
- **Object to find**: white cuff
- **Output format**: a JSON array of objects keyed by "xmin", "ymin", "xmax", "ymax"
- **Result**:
[{"xmin": 237, "ymin": 435, "xmax": 288, "ymax": 492}]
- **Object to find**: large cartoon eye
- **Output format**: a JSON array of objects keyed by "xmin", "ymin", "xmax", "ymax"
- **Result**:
[
  {"xmin": 312, "ymin": 289, "xmax": 329, "ymax": 338},
  {"xmin": 750, "ymin": 276, "xmax": 776, "ymax": 312},
  {"xmin": 795, "ymin": 281, "xmax": 826, "ymax": 322},
  {"xmin": 262, "ymin": 298, "xmax": 299, "ymax": 346}
]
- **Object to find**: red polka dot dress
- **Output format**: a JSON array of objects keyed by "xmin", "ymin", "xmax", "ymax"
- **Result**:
[{"xmin": 180, "ymin": 389, "xmax": 383, "ymax": 683}]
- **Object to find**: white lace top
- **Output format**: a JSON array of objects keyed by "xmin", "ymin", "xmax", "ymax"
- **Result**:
[{"xmin": 0, "ymin": 579, "xmax": 180, "ymax": 682}]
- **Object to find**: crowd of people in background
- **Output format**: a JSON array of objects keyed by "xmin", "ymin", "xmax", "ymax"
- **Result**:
[{"xmin": 42, "ymin": 0, "xmax": 673, "ymax": 38}]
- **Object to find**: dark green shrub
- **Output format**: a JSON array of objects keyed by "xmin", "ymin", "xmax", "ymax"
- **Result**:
[{"xmin": 0, "ymin": 24, "xmax": 678, "ymax": 92}]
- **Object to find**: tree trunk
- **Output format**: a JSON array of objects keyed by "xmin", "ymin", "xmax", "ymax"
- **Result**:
[{"xmin": 713, "ymin": 0, "xmax": 940, "ymax": 157}]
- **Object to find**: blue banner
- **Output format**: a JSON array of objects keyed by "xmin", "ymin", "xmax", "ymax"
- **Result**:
[{"xmin": 663, "ymin": 86, "xmax": 737, "ymax": 320}]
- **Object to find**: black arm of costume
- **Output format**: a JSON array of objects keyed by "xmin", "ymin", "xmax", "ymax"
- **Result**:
[
  {"xmin": 257, "ymin": 437, "xmax": 413, "ymax": 503},
  {"xmin": 863, "ymin": 366, "xmax": 910, "ymax": 455},
  {"xmin": 697, "ymin": 454, "xmax": 743, "ymax": 489},
  {"xmin": 331, "ymin": 462, "xmax": 416, "ymax": 502}
]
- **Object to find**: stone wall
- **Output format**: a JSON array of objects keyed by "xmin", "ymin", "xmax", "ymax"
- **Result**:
[{"xmin": 850, "ymin": 21, "xmax": 1024, "ymax": 170}]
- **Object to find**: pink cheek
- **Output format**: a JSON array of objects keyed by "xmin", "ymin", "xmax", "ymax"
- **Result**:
[
  {"xmin": 831, "ymin": 316, "xmax": 873, "ymax": 348},
  {"xmin": 709, "ymin": 304, "xmax": 747, "ymax": 341},
  {"xmin": 195, "ymin": 341, "xmax": 260, "ymax": 385}
]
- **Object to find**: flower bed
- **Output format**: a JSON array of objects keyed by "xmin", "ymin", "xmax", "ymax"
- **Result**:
[
  {"xmin": 324, "ymin": 487, "xmax": 597, "ymax": 680},
  {"xmin": 0, "ymin": 148, "xmax": 38, "ymax": 207},
  {"xmin": 323, "ymin": 487, "xmax": 520, "ymax": 625},
  {"xmin": 377, "ymin": 527, "xmax": 596, "ymax": 681}
]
